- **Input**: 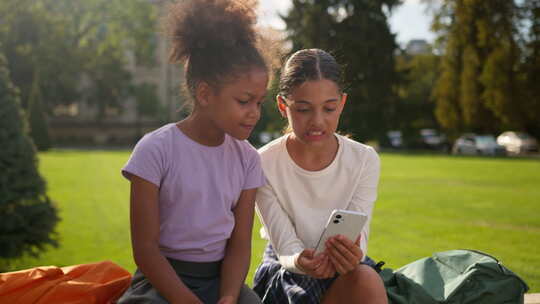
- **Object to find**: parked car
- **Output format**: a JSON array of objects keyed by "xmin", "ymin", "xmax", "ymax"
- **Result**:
[
  {"xmin": 496, "ymin": 131, "xmax": 539, "ymax": 155},
  {"xmin": 419, "ymin": 129, "xmax": 450, "ymax": 152},
  {"xmin": 400, "ymin": 128, "xmax": 450, "ymax": 151},
  {"xmin": 386, "ymin": 130, "xmax": 403, "ymax": 149},
  {"xmin": 452, "ymin": 134, "xmax": 506, "ymax": 156}
]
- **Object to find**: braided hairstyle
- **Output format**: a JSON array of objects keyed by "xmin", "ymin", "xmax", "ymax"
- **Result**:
[{"xmin": 279, "ymin": 49, "xmax": 344, "ymax": 98}]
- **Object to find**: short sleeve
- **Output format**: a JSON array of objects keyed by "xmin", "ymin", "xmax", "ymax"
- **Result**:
[
  {"xmin": 242, "ymin": 147, "xmax": 266, "ymax": 190},
  {"xmin": 121, "ymin": 135, "xmax": 165, "ymax": 187}
]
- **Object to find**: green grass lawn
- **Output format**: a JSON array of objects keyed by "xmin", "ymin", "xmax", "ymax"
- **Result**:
[{"xmin": 7, "ymin": 150, "xmax": 540, "ymax": 292}]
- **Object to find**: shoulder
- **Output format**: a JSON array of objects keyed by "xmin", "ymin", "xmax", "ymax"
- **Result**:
[
  {"xmin": 123, "ymin": 124, "xmax": 175, "ymax": 183},
  {"xmin": 257, "ymin": 136, "xmax": 288, "ymax": 173},
  {"xmin": 337, "ymin": 135, "xmax": 380, "ymax": 187},
  {"xmin": 226, "ymin": 136, "xmax": 262, "ymax": 165},
  {"xmin": 133, "ymin": 123, "xmax": 178, "ymax": 160},
  {"xmin": 134, "ymin": 123, "xmax": 176, "ymax": 153},
  {"xmin": 258, "ymin": 135, "xmax": 286, "ymax": 162},
  {"xmin": 337, "ymin": 134, "xmax": 380, "ymax": 165},
  {"xmin": 228, "ymin": 136, "xmax": 259, "ymax": 155}
]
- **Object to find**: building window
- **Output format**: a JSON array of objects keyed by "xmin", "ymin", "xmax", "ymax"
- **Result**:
[{"xmin": 53, "ymin": 103, "xmax": 79, "ymax": 117}]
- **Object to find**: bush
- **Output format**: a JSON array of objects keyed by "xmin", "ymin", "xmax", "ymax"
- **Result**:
[
  {"xmin": 0, "ymin": 53, "xmax": 59, "ymax": 269},
  {"xmin": 28, "ymin": 75, "xmax": 51, "ymax": 151}
]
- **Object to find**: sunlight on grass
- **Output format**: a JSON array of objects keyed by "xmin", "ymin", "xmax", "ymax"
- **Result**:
[{"xmin": 7, "ymin": 151, "xmax": 540, "ymax": 292}]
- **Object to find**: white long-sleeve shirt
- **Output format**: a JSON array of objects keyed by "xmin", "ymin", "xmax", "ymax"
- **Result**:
[{"xmin": 255, "ymin": 134, "xmax": 380, "ymax": 274}]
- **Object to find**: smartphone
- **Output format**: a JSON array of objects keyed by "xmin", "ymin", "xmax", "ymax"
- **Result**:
[{"xmin": 314, "ymin": 209, "xmax": 368, "ymax": 255}]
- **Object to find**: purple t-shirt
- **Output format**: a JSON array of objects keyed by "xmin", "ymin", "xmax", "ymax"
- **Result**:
[{"xmin": 122, "ymin": 123, "xmax": 265, "ymax": 262}]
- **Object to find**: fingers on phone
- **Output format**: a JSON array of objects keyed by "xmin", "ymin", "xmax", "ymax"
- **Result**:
[
  {"xmin": 304, "ymin": 259, "xmax": 318, "ymax": 272},
  {"xmin": 337, "ymin": 234, "xmax": 356, "ymax": 247},
  {"xmin": 313, "ymin": 256, "xmax": 334, "ymax": 279},
  {"xmin": 332, "ymin": 235, "xmax": 363, "ymax": 259},
  {"xmin": 328, "ymin": 252, "xmax": 346, "ymax": 274},
  {"xmin": 327, "ymin": 238, "xmax": 364, "ymax": 274},
  {"xmin": 313, "ymin": 259, "xmax": 325, "ymax": 277},
  {"xmin": 335, "ymin": 244, "xmax": 355, "ymax": 270},
  {"xmin": 355, "ymin": 234, "xmax": 362, "ymax": 245},
  {"xmin": 302, "ymin": 248, "xmax": 315, "ymax": 259},
  {"xmin": 324, "ymin": 257, "xmax": 337, "ymax": 278},
  {"xmin": 318, "ymin": 259, "xmax": 332, "ymax": 278},
  {"xmin": 301, "ymin": 251, "xmax": 325, "ymax": 272}
]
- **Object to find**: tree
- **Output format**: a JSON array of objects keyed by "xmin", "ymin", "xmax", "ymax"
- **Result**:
[
  {"xmin": 0, "ymin": 0, "xmax": 158, "ymax": 120},
  {"xmin": 432, "ymin": 0, "xmax": 523, "ymax": 136},
  {"xmin": 133, "ymin": 82, "xmax": 160, "ymax": 141},
  {"xmin": 83, "ymin": 47, "xmax": 133, "ymax": 122},
  {"xmin": 520, "ymin": 0, "xmax": 540, "ymax": 138},
  {"xmin": 282, "ymin": 0, "xmax": 338, "ymax": 52},
  {"xmin": 0, "ymin": 1, "xmax": 80, "ymax": 109},
  {"xmin": 0, "ymin": 53, "xmax": 59, "ymax": 270},
  {"xmin": 282, "ymin": 0, "xmax": 402, "ymax": 142},
  {"xmin": 395, "ymin": 50, "xmax": 441, "ymax": 143},
  {"xmin": 249, "ymin": 26, "xmax": 289, "ymax": 146},
  {"xmin": 27, "ymin": 73, "xmax": 51, "ymax": 151},
  {"xmin": 249, "ymin": 69, "xmax": 287, "ymax": 147}
]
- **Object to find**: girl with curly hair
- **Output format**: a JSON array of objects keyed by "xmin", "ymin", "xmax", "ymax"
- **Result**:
[{"xmin": 118, "ymin": 1, "xmax": 269, "ymax": 303}]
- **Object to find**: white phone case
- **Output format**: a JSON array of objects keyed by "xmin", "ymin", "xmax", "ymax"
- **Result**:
[{"xmin": 314, "ymin": 209, "xmax": 368, "ymax": 255}]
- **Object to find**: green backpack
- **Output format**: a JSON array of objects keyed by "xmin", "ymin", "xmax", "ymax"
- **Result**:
[{"xmin": 379, "ymin": 249, "xmax": 529, "ymax": 304}]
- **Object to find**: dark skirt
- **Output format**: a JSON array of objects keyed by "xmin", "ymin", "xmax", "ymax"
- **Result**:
[
  {"xmin": 118, "ymin": 258, "xmax": 261, "ymax": 304},
  {"xmin": 253, "ymin": 244, "xmax": 378, "ymax": 304}
]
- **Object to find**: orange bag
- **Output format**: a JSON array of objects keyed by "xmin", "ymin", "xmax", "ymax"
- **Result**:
[{"xmin": 0, "ymin": 261, "xmax": 131, "ymax": 304}]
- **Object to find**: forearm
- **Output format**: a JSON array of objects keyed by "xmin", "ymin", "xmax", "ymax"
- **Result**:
[
  {"xmin": 281, "ymin": 252, "xmax": 305, "ymax": 274},
  {"xmin": 255, "ymin": 187, "xmax": 304, "ymax": 273},
  {"xmin": 134, "ymin": 245, "xmax": 201, "ymax": 304},
  {"xmin": 219, "ymin": 240, "xmax": 251, "ymax": 301}
]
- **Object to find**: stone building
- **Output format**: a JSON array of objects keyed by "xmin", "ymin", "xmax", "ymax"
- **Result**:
[{"xmin": 49, "ymin": 0, "xmax": 183, "ymax": 147}]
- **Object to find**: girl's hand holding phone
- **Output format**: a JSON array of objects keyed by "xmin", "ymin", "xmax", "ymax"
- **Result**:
[
  {"xmin": 326, "ymin": 235, "xmax": 364, "ymax": 275},
  {"xmin": 295, "ymin": 249, "xmax": 336, "ymax": 279}
]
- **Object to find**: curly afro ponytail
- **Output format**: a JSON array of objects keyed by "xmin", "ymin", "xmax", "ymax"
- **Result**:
[{"xmin": 166, "ymin": 0, "xmax": 268, "ymax": 108}]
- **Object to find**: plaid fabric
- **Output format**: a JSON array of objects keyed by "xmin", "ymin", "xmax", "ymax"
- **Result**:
[{"xmin": 253, "ymin": 244, "xmax": 377, "ymax": 304}]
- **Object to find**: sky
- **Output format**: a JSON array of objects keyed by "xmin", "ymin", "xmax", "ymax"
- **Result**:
[{"xmin": 257, "ymin": 0, "xmax": 436, "ymax": 48}]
